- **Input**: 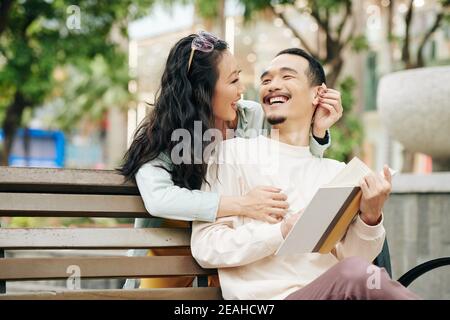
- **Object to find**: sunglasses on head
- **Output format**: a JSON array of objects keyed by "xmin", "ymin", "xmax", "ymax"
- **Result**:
[{"xmin": 187, "ymin": 31, "xmax": 219, "ymax": 72}]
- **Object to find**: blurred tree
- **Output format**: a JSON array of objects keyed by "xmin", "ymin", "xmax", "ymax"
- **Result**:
[
  {"xmin": 160, "ymin": 0, "xmax": 227, "ymax": 37},
  {"xmin": 45, "ymin": 56, "xmax": 131, "ymax": 132},
  {"xmin": 396, "ymin": 0, "xmax": 450, "ymax": 69},
  {"xmin": 0, "ymin": 0, "xmax": 154, "ymax": 165},
  {"xmin": 239, "ymin": 0, "xmax": 368, "ymax": 87},
  {"xmin": 197, "ymin": 0, "xmax": 226, "ymax": 38}
]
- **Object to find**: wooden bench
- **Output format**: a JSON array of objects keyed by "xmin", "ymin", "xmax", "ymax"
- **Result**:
[
  {"xmin": 1, "ymin": 166, "xmax": 448, "ymax": 300},
  {"xmin": 0, "ymin": 167, "xmax": 220, "ymax": 300}
]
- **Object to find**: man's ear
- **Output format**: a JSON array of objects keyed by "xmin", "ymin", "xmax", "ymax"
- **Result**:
[{"xmin": 312, "ymin": 86, "xmax": 321, "ymax": 107}]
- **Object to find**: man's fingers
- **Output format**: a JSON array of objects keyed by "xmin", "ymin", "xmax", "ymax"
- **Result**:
[
  {"xmin": 363, "ymin": 175, "xmax": 376, "ymax": 198},
  {"xmin": 360, "ymin": 178, "xmax": 369, "ymax": 196},
  {"xmin": 383, "ymin": 165, "xmax": 392, "ymax": 184},
  {"xmin": 364, "ymin": 174, "xmax": 377, "ymax": 189},
  {"xmin": 365, "ymin": 173, "xmax": 390, "ymax": 196}
]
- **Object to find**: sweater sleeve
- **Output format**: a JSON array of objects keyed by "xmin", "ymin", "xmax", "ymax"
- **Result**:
[
  {"xmin": 335, "ymin": 213, "xmax": 386, "ymax": 263},
  {"xmin": 191, "ymin": 218, "xmax": 284, "ymax": 268},
  {"xmin": 135, "ymin": 157, "xmax": 219, "ymax": 222}
]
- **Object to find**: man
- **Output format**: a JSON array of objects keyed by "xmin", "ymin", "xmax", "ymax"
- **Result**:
[{"xmin": 191, "ymin": 48, "xmax": 420, "ymax": 300}]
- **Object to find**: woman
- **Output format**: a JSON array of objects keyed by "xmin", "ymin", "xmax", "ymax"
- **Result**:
[{"xmin": 119, "ymin": 32, "xmax": 342, "ymax": 288}]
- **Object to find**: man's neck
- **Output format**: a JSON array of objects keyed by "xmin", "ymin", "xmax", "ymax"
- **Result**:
[{"xmin": 270, "ymin": 120, "xmax": 311, "ymax": 147}]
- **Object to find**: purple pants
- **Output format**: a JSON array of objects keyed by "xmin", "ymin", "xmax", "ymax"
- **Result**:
[{"xmin": 285, "ymin": 256, "xmax": 421, "ymax": 300}]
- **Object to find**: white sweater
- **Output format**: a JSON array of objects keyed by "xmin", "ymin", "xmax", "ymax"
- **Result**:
[{"xmin": 191, "ymin": 135, "xmax": 386, "ymax": 300}]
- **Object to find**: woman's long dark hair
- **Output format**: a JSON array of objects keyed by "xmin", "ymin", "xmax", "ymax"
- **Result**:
[{"xmin": 118, "ymin": 34, "xmax": 228, "ymax": 190}]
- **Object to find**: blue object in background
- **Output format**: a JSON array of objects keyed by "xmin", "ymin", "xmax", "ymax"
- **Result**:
[{"xmin": 0, "ymin": 128, "xmax": 65, "ymax": 168}]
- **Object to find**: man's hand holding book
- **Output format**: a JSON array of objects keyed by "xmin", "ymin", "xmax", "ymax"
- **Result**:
[{"xmin": 358, "ymin": 165, "xmax": 393, "ymax": 226}]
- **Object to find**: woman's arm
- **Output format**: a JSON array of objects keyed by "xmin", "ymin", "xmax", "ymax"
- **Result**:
[
  {"xmin": 136, "ymin": 160, "xmax": 219, "ymax": 222},
  {"xmin": 310, "ymin": 129, "xmax": 331, "ymax": 158},
  {"xmin": 136, "ymin": 158, "xmax": 288, "ymax": 223},
  {"xmin": 310, "ymin": 86, "xmax": 343, "ymax": 157},
  {"xmin": 218, "ymin": 186, "xmax": 288, "ymax": 223}
]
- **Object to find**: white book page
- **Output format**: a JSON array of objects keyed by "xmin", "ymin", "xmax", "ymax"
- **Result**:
[
  {"xmin": 327, "ymin": 157, "xmax": 397, "ymax": 187},
  {"xmin": 326, "ymin": 157, "xmax": 371, "ymax": 187}
]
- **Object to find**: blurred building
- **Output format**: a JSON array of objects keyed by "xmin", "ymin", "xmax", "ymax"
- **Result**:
[
  {"xmin": 127, "ymin": 0, "xmax": 449, "ymax": 173},
  {"xmin": 0, "ymin": 128, "xmax": 65, "ymax": 168}
]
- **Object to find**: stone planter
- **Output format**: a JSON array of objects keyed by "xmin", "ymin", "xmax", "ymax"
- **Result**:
[{"xmin": 377, "ymin": 66, "xmax": 450, "ymax": 161}]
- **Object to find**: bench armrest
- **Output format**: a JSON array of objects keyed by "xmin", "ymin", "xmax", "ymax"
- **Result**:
[{"xmin": 397, "ymin": 257, "xmax": 450, "ymax": 287}]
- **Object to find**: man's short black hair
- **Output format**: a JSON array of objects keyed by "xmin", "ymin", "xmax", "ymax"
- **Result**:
[{"xmin": 276, "ymin": 48, "xmax": 326, "ymax": 86}]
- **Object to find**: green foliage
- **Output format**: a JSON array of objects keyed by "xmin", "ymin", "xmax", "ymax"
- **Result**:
[
  {"xmin": 196, "ymin": 0, "xmax": 221, "ymax": 18},
  {"xmin": 0, "ymin": 0, "xmax": 154, "ymax": 137},
  {"xmin": 46, "ymin": 55, "xmax": 131, "ymax": 132},
  {"xmin": 326, "ymin": 76, "xmax": 363, "ymax": 162},
  {"xmin": 239, "ymin": 0, "xmax": 351, "ymax": 21},
  {"xmin": 351, "ymin": 35, "xmax": 369, "ymax": 53},
  {"xmin": 239, "ymin": 0, "xmax": 272, "ymax": 21}
]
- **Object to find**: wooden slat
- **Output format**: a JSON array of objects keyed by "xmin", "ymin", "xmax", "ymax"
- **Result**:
[
  {"xmin": 0, "ymin": 228, "xmax": 190, "ymax": 249},
  {"xmin": 0, "ymin": 167, "xmax": 138, "ymax": 195},
  {"xmin": 0, "ymin": 256, "xmax": 216, "ymax": 281},
  {"xmin": 0, "ymin": 288, "xmax": 222, "ymax": 300},
  {"xmin": 0, "ymin": 193, "xmax": 149, "ymax": 218}
]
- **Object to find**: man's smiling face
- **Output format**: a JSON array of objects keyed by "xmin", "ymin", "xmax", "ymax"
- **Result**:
[{"xmin": 259, "ymin": 54, "xmax": 319, "ymax": 126}]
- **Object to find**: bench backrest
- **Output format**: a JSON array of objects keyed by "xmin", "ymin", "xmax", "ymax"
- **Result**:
[{"xmin": 0, "ymin": 167, "xmax": 220, "ymax": 300}]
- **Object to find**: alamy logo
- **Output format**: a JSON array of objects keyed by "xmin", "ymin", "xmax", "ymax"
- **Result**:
[
  {"xmin": 366, "ymin": 264, "xmax": 381, "ymax": 290},
  {"xmin": 66, "ymin": 5, "xmax": 81, "ymax": 31},
  {"xmin": 66, "ymin": 265, "xmax": 81, "ymax": 290}
]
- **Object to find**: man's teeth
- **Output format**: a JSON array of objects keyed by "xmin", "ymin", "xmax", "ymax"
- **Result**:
[{"xmin": 269, "ymin": 96, "xmax": 288, "ymax": 104}]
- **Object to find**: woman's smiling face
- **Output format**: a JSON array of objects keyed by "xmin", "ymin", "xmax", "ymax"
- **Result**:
[{"xmin": 212, "ymin": 50, "xmax": 245, "ymax": 122}]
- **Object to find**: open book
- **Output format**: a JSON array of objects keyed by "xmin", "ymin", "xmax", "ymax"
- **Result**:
[{"xmin": 275, "ymin": 157, "xmax": 396, "ymax": 256}]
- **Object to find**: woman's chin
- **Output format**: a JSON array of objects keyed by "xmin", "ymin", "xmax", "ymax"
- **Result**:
[
  {"xmin": 225, "ymin": 111, "xmax": 238, "ymax": 122},
  {"xmin": 214, "ymin": 110, "xmax": 237, "ymax": 125},
  {"xmin": 230, "ymin": 111, "xmax": 239, "ymax": 122}
]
